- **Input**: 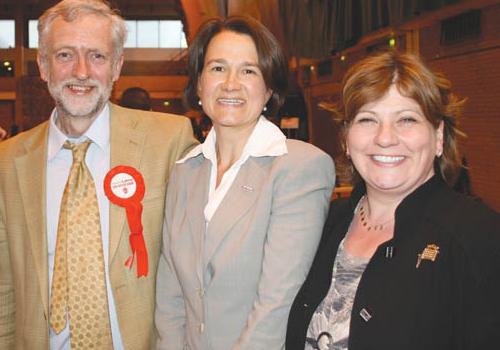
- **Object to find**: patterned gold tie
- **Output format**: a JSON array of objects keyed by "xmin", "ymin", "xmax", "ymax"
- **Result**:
[{"xmin": 49, "ymin": 140, "xmax": 113, "ymax": 349}]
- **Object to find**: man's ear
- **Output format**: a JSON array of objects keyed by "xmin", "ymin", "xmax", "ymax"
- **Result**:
[
  {"xmin": 37, "ymin": 52, "xmax": 49, "ymax": 82},
  {"xmin": 112, "ymin": 54, "xmax": 124, "ymax": 82}
]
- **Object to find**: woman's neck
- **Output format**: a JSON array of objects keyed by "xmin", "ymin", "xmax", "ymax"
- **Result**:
[
  {"xmin": 213, "ymin": 122, "xmax": 256, "ymax": 187},
  {"xmin": 363, "ymin": 189, "xmax": 404, "ymax": 223}
]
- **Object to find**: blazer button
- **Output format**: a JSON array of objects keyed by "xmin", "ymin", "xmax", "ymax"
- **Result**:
[{"xmin": 197, "ymin": 288, "xmax": 205, "ymax": 298}]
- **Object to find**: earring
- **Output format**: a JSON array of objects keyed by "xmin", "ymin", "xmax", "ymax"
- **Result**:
[
  {"xmin": 198, "ymin": 100, "xmax": 202, "ymax": 106},
  {"xmin": 263, "ymin": 106, "xmax": 267, "ymax": 112}
]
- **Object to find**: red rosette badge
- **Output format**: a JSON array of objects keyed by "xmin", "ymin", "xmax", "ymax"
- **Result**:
[{"xmin": 104, "ymin": 165, "xmax": 148, "ymax": 277}]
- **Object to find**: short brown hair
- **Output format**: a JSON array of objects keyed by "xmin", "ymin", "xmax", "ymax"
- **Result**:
[
  {"xmin": 184, "ymin": 16, "xmax": 288, "ymax": 118},
  {"xmin": 339, "ymin": 50, "xmax": 464, "ymax": 186}
]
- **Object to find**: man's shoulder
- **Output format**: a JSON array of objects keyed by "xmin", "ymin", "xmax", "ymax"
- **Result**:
[
  {"xmin": 109, "ymin": 104, "xmax": 198, "ymax": 160},
  {"xmin": 110, "ymin": 104, "xmax": 190, "ymax": 130},
  {"xmin": 136, "ymin": 110, "xmax": 190, "ymax": 128},
  {"xmin": 0, "ymin": 121, "xmax": 49, "ymax": 158}
]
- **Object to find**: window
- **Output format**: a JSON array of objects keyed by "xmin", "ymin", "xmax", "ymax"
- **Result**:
[
  {"xmin": 136, "ymin": 21, "xmax": 159, "ymax": 48},
  {"xmin": 0, "ymin": 20, "xmax": 15, "ymax": 48},
  {"xmin": 28, "ymin": 19, "xmax": 187, "ymax": 49},
  {"xmin": 126, "ymin": 20, "xmax": 187, "ymax": 48},
  {"xmin": 159, "ymin": 21, "xmax": 187, "ymax": 48},
  {"xmin": 28, "ymin": 20, "xmax": 38, "ymax": 48},
  {"xmin": 125, "ymin": 21, "xmax": 138, "ymax": 48}
]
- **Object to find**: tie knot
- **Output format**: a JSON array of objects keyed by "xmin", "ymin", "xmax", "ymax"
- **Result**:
[{"xmin": 64, "ymin": 140, "xmax": 92, "ymax": 164}]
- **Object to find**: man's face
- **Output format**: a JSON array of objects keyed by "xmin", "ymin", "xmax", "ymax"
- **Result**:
[{"xmin": 38, "ymin": 14, "xmax": 123, "ymax": 120}]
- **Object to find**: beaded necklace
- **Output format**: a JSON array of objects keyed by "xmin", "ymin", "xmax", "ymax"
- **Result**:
[{"xmin": 358, "ymin": 196, "xmax": 394, "ymax": 231}]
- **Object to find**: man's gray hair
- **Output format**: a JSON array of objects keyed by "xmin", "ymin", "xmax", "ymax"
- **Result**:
[{"xmin": 38, "ymin": 0, "xmax": 127, "ymax": 62}]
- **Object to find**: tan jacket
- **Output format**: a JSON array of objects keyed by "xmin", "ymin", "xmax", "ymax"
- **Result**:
[{"xmin": 0, "ymin": 103, "xmax": 197, "ymax": 349}]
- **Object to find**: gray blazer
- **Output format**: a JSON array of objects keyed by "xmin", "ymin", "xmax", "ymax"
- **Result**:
[{"xmin": 155, "ymin": 140, "xmax": 335, "ymax": 350}]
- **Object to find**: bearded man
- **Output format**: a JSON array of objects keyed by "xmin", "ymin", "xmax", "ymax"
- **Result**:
[{"xmin": 0, "ymin": 1, "xmax": 197, "ymax": 349}]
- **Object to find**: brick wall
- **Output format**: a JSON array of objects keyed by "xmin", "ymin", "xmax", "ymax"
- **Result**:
[
  {"xmin": 420, "ymin": 4, "xmax": 500, "ymax": 210},
  {"xmin": 306, "ymin": 3, "xmax": 500, "ymax": 211}
]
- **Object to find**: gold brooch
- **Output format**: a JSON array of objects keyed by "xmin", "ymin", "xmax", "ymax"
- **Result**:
[{"xmin": 416, "ymin": 244, "xmax": 440, "ymax": 268}]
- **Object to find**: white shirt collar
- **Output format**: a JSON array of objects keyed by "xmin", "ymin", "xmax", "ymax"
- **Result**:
[
  {"xmin": 177, "ymin": 115, "xmax": 287, "ymax": 164},
  {"xmin": 47, "ymin": 104, "xmax": 110, "ymax": 160}
]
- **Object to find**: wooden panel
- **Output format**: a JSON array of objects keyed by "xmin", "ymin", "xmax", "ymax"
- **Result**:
[
  {"xmin": 0, "ymin": 77, "xmax": 16, "ymax": 91},
  {"xmin": 0, "ymin": 100, "xmax": 15, "ymax": 136},
  {"xmin": 19, "ymin": 75, "xmax": 53, "ymax": 130}
]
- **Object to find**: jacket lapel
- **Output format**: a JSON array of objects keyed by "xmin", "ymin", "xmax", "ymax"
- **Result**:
[
  {"xmin": 108, "ymin": 104, "xmax": 146, "ymax": 265},
  {"xmin": 204, "ymin": 158, "xmax": 267, "ymax": 269},
  {"xmin": 185, "ymin": 157, "xmax": 211, "ymax": 285},
  {"xmin": 14, "ymin": 122, "xmax": 50, "ymax": 316}
]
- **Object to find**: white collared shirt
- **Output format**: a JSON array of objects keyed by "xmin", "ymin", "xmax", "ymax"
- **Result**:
[
  {"xmin": 177, "ymin": 116, "xmax": 288, "ymax": 222},
  {"xmin": 46, "ymin": 104, "xmax": 124, "ymax": 349}
]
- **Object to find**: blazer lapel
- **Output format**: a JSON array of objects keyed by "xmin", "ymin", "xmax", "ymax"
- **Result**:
[
  {"xmin": 14, "ymin": 123, "xmax": 50, "ymax": 316},
  {"xmin": 185, "ymin": 157, "xmax": 211, "ymax": 285},
  {"xmin": 204, "ymin": 158, "xmax": 267, "ymax": 268},
  {"xmin": 108, "ymin": 104, "xmax": 146, "ymax": 265}
]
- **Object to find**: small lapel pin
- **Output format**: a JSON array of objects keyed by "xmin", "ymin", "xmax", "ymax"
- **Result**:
[
  {"xmin": 241, "ymin": 185, "xmax": 254, "ymax": 192},
  {"xmin": 359, "ymin": 308, "xmax": 372, "ymax": 322},
  {"xmin": 416, "ymin": 244, "xmax": 440, "ymax": 268}
]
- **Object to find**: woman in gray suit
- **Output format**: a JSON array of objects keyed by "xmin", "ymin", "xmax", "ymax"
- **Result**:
[{"xmin": 155, "ymin": 16, "xmax": 335, "ymax": 350}]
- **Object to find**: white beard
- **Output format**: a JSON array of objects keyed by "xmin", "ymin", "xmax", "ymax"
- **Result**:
[{"xmin": 48, "ymin": 77, "xmax": 113, "ymax": 119}]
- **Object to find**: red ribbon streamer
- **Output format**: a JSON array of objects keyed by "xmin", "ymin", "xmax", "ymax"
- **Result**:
[
  {"xmin": 104, "ymin": 166, "xmax": 148, "ymax": 277},
  {"xmin": 124, "ymin": 202, "xmax": 148, "ymax": 276}
]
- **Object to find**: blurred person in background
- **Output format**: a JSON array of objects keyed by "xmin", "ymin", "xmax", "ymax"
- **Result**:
[{"xmin": 119, "ymin": 86, "xmax": 152, "ymax": 111}]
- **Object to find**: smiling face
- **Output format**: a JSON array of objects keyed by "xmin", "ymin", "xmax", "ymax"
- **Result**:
[
  {"xmin": 197, "ymin": 30, "xmax": 272, "ymax": 134},
  {"xmin": 346, "ymin": 84, "xmax": 443, "ymax": 198},
  {"xmin": 38, "ymin": 14, "xmax": 123, "ymax": 122}
]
